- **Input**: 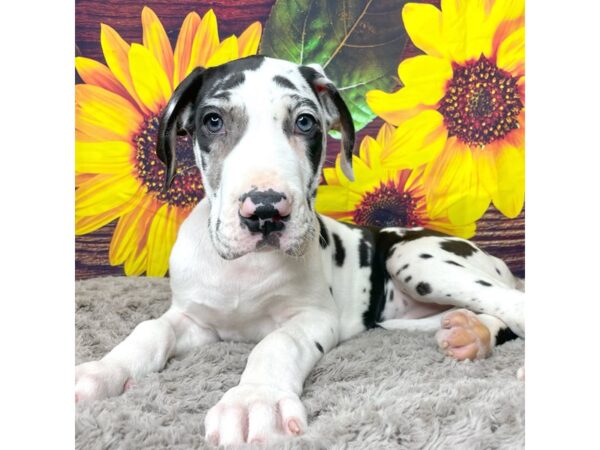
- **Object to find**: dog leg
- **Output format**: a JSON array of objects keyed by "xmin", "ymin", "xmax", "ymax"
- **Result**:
[
  {"xmin": 378, "ymin": 310, "xmax": 451, "ymax": 332},
  {"xmin": 204, "ymin": 307, "xmax": 338, "ymax": 446},
  {"xmin": 75, "ymin": 307, "xmax": 217, "ymax": 402},
  {"xmin": 387, "ymin": 261, "xmax": 524, "ymax": 338}
]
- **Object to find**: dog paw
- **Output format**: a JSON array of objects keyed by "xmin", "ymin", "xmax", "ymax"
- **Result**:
[
  {"xmin": 75, "ymin": 360, "xmax": 131, "ymax": 403},
  {"xmin": 204, "ymin": 384, "xmax": 307, "ymax": 447},
  {"xmin": 436, "ymin": 309, "xmax": 492, "ymax": 361}
]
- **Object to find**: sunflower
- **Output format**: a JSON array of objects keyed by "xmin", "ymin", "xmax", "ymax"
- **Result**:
[
  {"xmin": 316, "ymin": 123, "xmax": 475, "ymax": 238},
  {"xmin": 75, "ymin": 7, "xmax": 262, "ymax": 276},
  {"xmin": 366, "ymin": 0, "xmax": 524, "ymax": 225}
]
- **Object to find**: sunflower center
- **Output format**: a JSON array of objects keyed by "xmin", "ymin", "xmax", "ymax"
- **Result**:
[
  {"xmin": 438, "ymin": 55, "xmax": 523, "ymax": 147},
  {"xmin": 134, "ymin": 115, "xmax": 203, "ymax": 208},
  {"xmin": 353, "ymin": 182, "xmax": 422, "ymax": 228}
]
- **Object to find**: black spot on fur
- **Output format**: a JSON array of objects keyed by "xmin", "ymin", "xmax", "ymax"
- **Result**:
[
  {"xmin": 317, "ymin": 215, "xmax": 329, "ymax": 249},
  {"xmin": 273, "ymin": 75, "xmax": 298, "ymax": 91},
  {"xmin": 398, "ymin": 228, "xmax": 449, "ymax": 242},
  {"xmin": 495, "ymin": 327, "xmax": 519, "ymax": 345},
  {"xmin": 289, "ymin": 94, "xmax": 319, "ymax": 113},
  {"xmin": 360, "ymin": 227, "xmax": 398, "ymax": 328},
  {"xmin": 305, "ymin": 127, "xmax": 324, "ymax": 176},
  {"xmin": 332, "ymin": 233, "xmax": 345, "ymax": 267},
  {"xmin": 416, "ymin": 282, "xmax": 432, "ymax": 296},
  {"xmin": 496, "ymin": 267, "xmax": 502, "ymax": 275},
  {"xmin": 218, "ymin": 72, "xmax": 245, "ymax": 92},
  {"xmin": 445, "ymin": 260, "xmax": 464, "ymax": 268},
  {"xmin": 211, "ymin": 91, "xmax": 230, "ymax": 101},
  {"xmin": 388, "ymin": 290, "xmax": 394, "ymax": 302},
  {"xmin": 446, "ymin": 294, "xmax": 452, "ymax": 297},
  {"xmin": 359, "ymin": 238, "xmax": 371, "ymax": 267},
  {"xmin": 404, "ymin": 275, "xmax": 412, "ymax": 283},
  {"xmin": 329, "ymin": 286, "xmax": 333, "ymax": 295},
  {"xmin": 440, "ymin": 239, "xmax": 479, "ymax": 257},
  {"xmin": 395, "ymin": 263, "xmax": 409, "ymax": 276},
  {"xmin": 420, "ymin": 253, "xmax": 432, "ymax": 259},
  {"xmin": 476, "ymin": 280, "xmax": 493, "ymax": 287},
  {"xmin": 315, "ymin": 341, "xmax": 324, "ymax": 353}
]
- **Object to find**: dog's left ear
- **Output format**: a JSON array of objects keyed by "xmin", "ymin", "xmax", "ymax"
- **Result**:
[
  {"xmin": 157, "ymin": 66, "xmax": 206, "ymax": 190},
  {"xmin": 299, "ymin": 64, "xmax": 356, "ymax": 181}
]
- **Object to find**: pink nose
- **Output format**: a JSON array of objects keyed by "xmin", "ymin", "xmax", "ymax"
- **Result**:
[{"xmin": 238, "ymin": 189, "xmax": 292, "ymax": 235}]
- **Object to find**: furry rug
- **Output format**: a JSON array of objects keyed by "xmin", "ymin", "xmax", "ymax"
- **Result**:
[{"xmin": 75, "ymin": 277, "xmax": 525, "ymax": 450}]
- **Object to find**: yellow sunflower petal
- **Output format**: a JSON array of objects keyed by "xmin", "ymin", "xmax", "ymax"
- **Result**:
[
  {"xmin": 206, "ymin": 35, "xmax": 239, "ymax": 68},
  {"xmin": 397, "ymin": 55, "xmax": 453, "ymax": 104},
  {"xmin": 186, "ymin": 9, "xmax": 220, "ymax": 74},
  {"xmin": 146, "ymin": 204, "xmax": 178, "ymax": 276},
  {"xmin": 424, "ymin": 138, "xmax": 491, "ymax": 223},
  {"xmin": 124, "ymin": 245, "xmax": 148, "ymax": 276},
  {"xmin": 492, "ymin": 144, "xmax": 524, "ymax": 218},
  {"xmin": 109, "ymin": 195, "xmax": 159, "ymax": 265},
  {"xmin": 75, "ymin": 188, "xmax": 144, "ymax": 235},
  {"xmin": 141, "ymin": 6, "xmax": 174, "ymax": 88},
  {"xmin": 323, "ymin": 166, "xmax": 341, "ymax": 187},
  {"xmin": 439, "ymin": 0, "xmax": 469, "ymax": 63},
  {"xmin": 315, "ymin": 185, "xmax": 362, "ymax": 216},
  {"xmin": 75, "ymin": 57, "xmax": 132, "ymax": 101},
  {"xmin": 358, "ymin": 135, "xmax": 383, "ymax": 171},
  {"xmin": 472, "ymin": 146, "xmax": 498, "ymax": 198},
  {"xmin": 129, "ymin": 43, "xmax": 173, "ymax": 112},
  {"xmin": 463, "ymin": 0, "xmax": 493, "ymax": 61},
  {"xmin": 173, "ymin": 12, "xmax": 202, "ymax": 85},
  {"xmin": 76, "ymin": 84, "xmax": 144, "ymax": 141},
  {"xmin": 76, "ymin": 172, "xmax": 141, "ymax": 216},
  {"xmin": 76, "ymin": 173, "xmax": 95, "ymax": 187},
  {"xmin": 75, "ymin": 141, "xmax": 133, "ymax": 174},
  {"xmin": 366, "ymin": 88, "xmax": 430, "ymax": 126},
  {"xmin": 333, "ymin": 153, "xmax": 380, "ymax": 192},
  {"xmin": 382, "ymin": 110, "xmax": 447, "ymax": 168},
  {"xmin": 447, "ymin": 194, "xmax": 490, "ymax": 226},
  {"xmin": 489, "ymin": 0, "xmax": 524, "ymax": 57},
  {"xmin": 375, "ymin": 123, "xmax": 396, "ymax": 150},
  {"xmin": 100, "ymin": 23, "xmax": 150, "ymax": 115},
  {"xmin": 238, "ymin": 22, "xmax": 262, "ymax": 57},
  {"xmin": 402, "ymin": 3, "xmax": 446, "ymax": 59},
  {"xmin": 433, "ymin": 220, "xmax": 477, "ymax": 239},
  {"xmin": 496, "ymin": 27, "xmax": 524, "ymax": 77}
]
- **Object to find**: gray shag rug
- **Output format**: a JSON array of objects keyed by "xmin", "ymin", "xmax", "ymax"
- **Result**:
[{"xmin": 75, "ymin": 276, "xmax": 525, "ymax": 450}]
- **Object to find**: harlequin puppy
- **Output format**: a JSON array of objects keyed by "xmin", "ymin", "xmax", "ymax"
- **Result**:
[{"xmin": 75, "ymin": 56, "xmax": 525, "ymax": 446}]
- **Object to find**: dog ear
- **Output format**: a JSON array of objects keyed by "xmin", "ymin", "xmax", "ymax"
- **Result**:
[
  {"xmin": 157, "ymin": 67, "xmax": 206, "ymax": 190},
  {"xmin": 299, "ymin": 64, "xmax": 356, "ymax": 181}
]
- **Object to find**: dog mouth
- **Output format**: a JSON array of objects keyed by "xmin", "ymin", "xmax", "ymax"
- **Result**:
[
  {"xmin": 255, "ymin": 233, "xmax": 282, "ymax": 251},
  {"xmin": 211, "ymin": 215, "xmax": 313, "ymax": 260}
]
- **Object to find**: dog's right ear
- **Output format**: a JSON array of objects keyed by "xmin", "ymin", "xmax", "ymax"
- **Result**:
[{"xmin": 157, "ymin": 67, "xmax": 206, "ymax": 190}]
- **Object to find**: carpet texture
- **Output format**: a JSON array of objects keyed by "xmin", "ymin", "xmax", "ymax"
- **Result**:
[{"xmin": 75, "ymin": 276, "xmax": 525, "ymax": 450}]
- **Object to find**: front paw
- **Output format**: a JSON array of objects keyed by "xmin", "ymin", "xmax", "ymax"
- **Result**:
[
  {"xmin": 75, "ymin": 360, "xmax": 131, "ymax": 403},
  {"xmin": 204, "ymin": 384, "xmax": 307, "ymax": 447}
]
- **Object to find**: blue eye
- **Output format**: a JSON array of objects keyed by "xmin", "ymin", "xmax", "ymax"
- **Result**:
[
  {"xmin": 204, "ymin": 113, "xmax": 224, "ymax": 133},
  {"xmin": 295, "ymin": 114, "xmax": 316, "ymax": 133}
]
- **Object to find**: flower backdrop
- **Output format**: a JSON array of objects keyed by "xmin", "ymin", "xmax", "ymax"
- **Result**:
[{"xmin": 75, "ymin": 0, "xmax": 525, "ymax": 279}]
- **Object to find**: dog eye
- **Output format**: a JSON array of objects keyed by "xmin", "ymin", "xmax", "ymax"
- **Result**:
[
  {"xmin": 203, "ymin": 113, "xmax": 224, "ymax": 133},
  {"xmin": 295, "ymin": 114, "xmax": 316, "ymax": 134}
]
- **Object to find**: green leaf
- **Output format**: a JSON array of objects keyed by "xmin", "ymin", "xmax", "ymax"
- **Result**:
[{"xmin": 260, "ymin": 0, "xmax": 410, "ymax": 132}]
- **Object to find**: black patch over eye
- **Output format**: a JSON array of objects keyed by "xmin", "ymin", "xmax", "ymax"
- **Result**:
[
  {"xmin": 203, "ymin": 113, "xmax": 224, "ymax": 133},
  {"xmin": 295, "ymin": 114, "xmax": 316, "ymax": 134}
]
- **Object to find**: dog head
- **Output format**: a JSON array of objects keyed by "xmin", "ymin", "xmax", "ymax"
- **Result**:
[{"xmin": 157, "ymin": 56, "xmax": 355, "ymax": 259}]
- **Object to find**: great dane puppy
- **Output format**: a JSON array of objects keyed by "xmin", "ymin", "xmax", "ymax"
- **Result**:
[{"xmin": 75, "ymin": 56, "xmax": 525, "ymax": 446}]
